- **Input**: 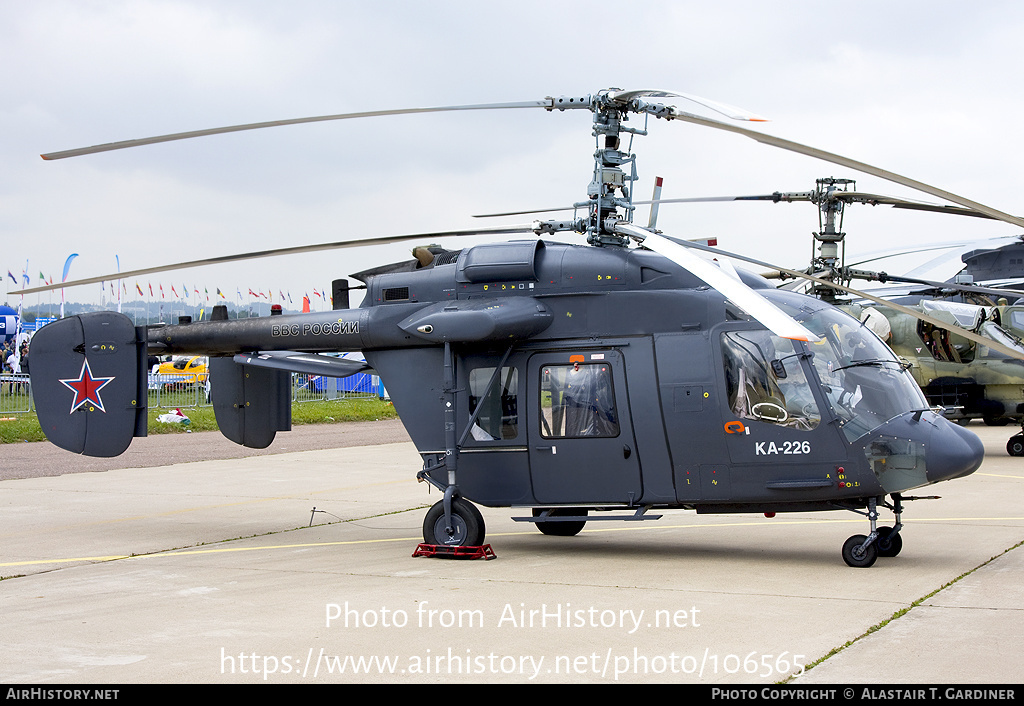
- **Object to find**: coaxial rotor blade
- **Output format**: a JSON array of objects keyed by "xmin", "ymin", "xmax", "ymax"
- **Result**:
[
  {"xmin": 606, "ymin": 89, "xmax": 768, "ymax": 122},
  {"xmin": 472, "ymin": 193, "xmax": 815, "ymax": 219},
  {"xmin": 847, "ymin": 235, "xmax": 1024, "ymax": 275},
  {"xmin": 648, "ymin": 188, "xmax": 1011, "ymax": 217},
  {"xmin": 473, "ymin": 205, "xmax": 581, "ymax": 218},
  {"xmin": 649, "ymin": 189, "xmax": 1002, "ymax": 215},
  {"xmin": 41, "ymin": 88, "xmax": 774, "ymax": 161},
  {"xmin": 662, "ymin": 108, "xmax": 1024, "ymax": 230},
  {"xmin": 473, "ymin": 189, "xmax": 1011, "ymax": 220},
  {"xmin": 652, "ymin": 232, "xmax": 1024, "ymax": 361},
  {"xmin": 40, "ymin": 101, "xmax": 552, "ymax": 160},
  {"xmin": 12, "ymin": 223, "xmax": 539, "ymax": 295},
  {"xmin": 836, "ymin": 192, "xmax": 1008, "ymax": 219},
  {"xmin": 613, "ymin": 222, "xmax": 819, "ymax": 342},
  {"xmin": 44, "ymin": 88, "xmax": 1023, "ymax": 231},
  {"xmin": 866, "ymin": 273, "xmax": 1024, "ymax": 299}
]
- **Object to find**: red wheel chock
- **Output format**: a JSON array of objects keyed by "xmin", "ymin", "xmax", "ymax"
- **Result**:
[{"xmin": 413, "ymin": 543, "xmax": 497, "ymax": 560}]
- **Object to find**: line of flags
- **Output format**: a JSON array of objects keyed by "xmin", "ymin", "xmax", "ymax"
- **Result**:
[
  {"xmin": 7, "ymin": 269, "xmax": 318, "ymax": 309},
  {"xmin": 5, "ymin": 255, "xmax": 338, "ymax": 319},
  {"xmin": 112, "ymin": 283, "xmax": 304, "ymax": 304}
]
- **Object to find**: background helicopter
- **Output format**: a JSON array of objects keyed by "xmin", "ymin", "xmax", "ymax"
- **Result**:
[{"xmin": 19, "ymin": 89, "xmax": 1024, "ymax": 568}]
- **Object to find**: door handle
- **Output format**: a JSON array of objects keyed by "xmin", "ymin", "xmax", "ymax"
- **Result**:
[{"xmin": 623, "ymin": 445, "xmax": 632, "ymax": 459}]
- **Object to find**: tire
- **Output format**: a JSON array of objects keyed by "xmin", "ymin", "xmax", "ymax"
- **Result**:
[
  {"xmin": 423, "ymin": 498, "xmax": 485, "ymax": 547},
  {"xmin": 1007, "ymin": 435, "xmax": 1024, "ymax": 457},
  {"xmin": 984, "ymin": 416, "xmax": 1010, "ymax": 427},
  {"xmin": 842, "ymin": 534, "xmax": 878, "ymax": 568},
  {"xmin": 532, "ymin": 508, "xmax": 588, "ymax": 537},
  {"xmin": 875, "ymin": 527, "xmax": 903, "ymax": 558}
]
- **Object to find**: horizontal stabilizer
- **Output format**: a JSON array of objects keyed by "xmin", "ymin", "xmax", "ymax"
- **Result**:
[
  {"xmin": 233, "ymin": 351, "xmax": 372, "ymax": 378},
  {"xmin": 210, "ymin": 357, "xmax": 291, "ymax": 449}
]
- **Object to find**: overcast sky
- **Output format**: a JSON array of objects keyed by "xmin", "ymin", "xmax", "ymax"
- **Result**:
[{"xmin": 4, "ymin": 0, "xmax": 1024, "ymax": 313}]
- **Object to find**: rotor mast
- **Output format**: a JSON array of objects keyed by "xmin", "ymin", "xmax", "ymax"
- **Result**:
[
  {"xmin": 543, "ymin": 90, "xmax": 656, "ymax": 247},
  {"xmin": 811, "ymin": 177, "xmax": 853, "ymax": 301},
  {"xmin": 585, "ymin": 91, "xmax": 645, "ymax": 247}
]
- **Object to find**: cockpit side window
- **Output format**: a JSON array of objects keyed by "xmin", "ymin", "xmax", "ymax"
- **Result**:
[
  {"xmin": 722, "ymin": 331, "xmax": 820, "ymax": 431},
  {"xmin": 916, "ymin": 320, "xmax": 975, "ymax": 363},
  {"xmin": 468, "ymin": 366, "xmax": 519, "ymax": 441}
]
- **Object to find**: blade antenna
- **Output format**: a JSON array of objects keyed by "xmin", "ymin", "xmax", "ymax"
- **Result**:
[{"xmin": 648, "ymin": 176, "xmax": 664, "ymax": 229}]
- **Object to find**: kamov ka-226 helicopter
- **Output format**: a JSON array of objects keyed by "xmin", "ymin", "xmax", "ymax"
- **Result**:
[{"xmin": 21, "ymin": 89, "xmax": 1024, "ymax": 568}]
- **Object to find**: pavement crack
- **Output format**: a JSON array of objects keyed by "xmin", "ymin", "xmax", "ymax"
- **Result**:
[{"xmin": 787, "ymin": 538, "xmax": 1024, "ymax": 683}]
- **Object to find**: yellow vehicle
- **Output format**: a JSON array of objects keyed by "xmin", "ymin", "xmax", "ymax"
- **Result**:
[{"xmin": 152, "ymin": 356, "xmax": 209, "ymax": 390}]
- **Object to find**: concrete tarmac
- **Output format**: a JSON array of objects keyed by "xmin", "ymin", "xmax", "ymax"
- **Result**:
[{"xmin": 1, "ymin": 422, "xmax": 1022, "ymax": 685}]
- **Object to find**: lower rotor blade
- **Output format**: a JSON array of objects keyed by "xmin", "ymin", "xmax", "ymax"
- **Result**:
[
  {"xmin": 472, "ymin": 194, "xmax": 811, "ymax": 219},
  {"xmin": 614, "ymin": 222, "xmax": 819, "ymax": 342},
  {"xmin": 872, "ymin": 273, "xmax": 1024, "ymax": 299},
  {"xmin": 13, "ymin": 223, "xmax": 539, "ymax": 295}
]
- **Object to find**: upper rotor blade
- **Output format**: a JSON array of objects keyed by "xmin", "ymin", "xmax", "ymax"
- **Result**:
[
  {"xmin": 663, "ymin": 108, "xmax": 1024, "ymax": 230},
  {"xmin": 653, "ymin": 233, "xmax": 1024, "ymax": 361},
  {"xmin": 41, "ymin": 101, "xmax": 552, "ymax": 160},
  {"xmin": 607, "ymin": 89, "xmax": 768, "ymax": 122},
  {"xmin": 614, "ymin": 222, "xmax": 819, "ymax": 342},
  {"xmin": 12, "ymin": 223, "xmax": 539, "ymax": 295}
]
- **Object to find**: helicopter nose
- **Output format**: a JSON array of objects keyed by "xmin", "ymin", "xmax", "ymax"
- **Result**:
[{"xmin": 926, "ymin": 419, "xmax": 984, "ymax": 483}]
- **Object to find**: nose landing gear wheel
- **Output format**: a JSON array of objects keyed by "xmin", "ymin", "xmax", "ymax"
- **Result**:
[
  {"xmin": 1007, "ymin": 434, "xmax": 1024, "ymax": 457},
  {"xmin": 875, "ymin": 526, "xmax": 903, "ymax": 558},
  {"xmin": 842, "ymin": 534, "xmax": 878, "ymax": 568},
  {"xmin": 423, "ymin": 498, "xmax": 485, "ymax": 547}
]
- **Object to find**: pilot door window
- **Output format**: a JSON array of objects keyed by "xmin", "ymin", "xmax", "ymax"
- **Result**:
[
  {"xmin": 468, "ymin": 367, "xmax": 519, "ymax": 441},
  {"xmin": 722, "ymin": 331, "xmax": 821, "ymax": 431},
  {"xmin": 540, "ymin": 363, "xmax": 620, "ymax": 438}
]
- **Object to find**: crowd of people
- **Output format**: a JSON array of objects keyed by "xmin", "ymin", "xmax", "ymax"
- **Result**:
[{"xmin": 3, "ymin": 338, "xmax": 29, "ymax": 376}]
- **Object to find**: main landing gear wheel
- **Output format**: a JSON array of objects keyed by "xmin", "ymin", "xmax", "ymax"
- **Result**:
[
  {"xmin": 1007, "ymin": 434, "xmax": 1024, "ymax": 457},
  {"xmin": 532, "ymin": 508, "xmax": 588, "ymax": 536},
  {"xmin": 875, "ymin": 527, "xmax": 903, "ymax": 558},
  {"xmin": 423, "ymin": 498, "xmax": 485, "ymax": 547},
  {"xmin": 842, "ymin": 534, "xmax": 878, "ymax": 568}
]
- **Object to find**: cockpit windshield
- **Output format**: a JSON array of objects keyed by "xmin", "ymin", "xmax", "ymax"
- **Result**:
[
  {"xmin": 804, "ymin": 306, "xmax": 927, "ymax": 442},
  {"xmin": 916, "ymin": 300, "xmax": 1024, "ymax": 361},
  {"xmin": 977, "ymin": 321, "xmax": 1024, "ymax": 359},
  {"xmin": 738, "ymin": 291, "xmax": 929, "ymax": 443}
]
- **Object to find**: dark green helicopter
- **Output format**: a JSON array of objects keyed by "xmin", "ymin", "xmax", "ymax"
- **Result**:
[{"xmin": 19, "ymin": 89, "xmax": 1024, "ymax": 567}]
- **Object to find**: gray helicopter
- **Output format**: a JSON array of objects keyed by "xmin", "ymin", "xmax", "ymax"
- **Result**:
[{"xmin": 21, "ymin": 89, "xmax": 1023, "ymax": 567}]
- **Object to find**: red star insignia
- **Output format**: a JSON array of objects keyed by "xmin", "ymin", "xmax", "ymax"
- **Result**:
[{"xmin": 59, "ymin": 359, "xmax": 115, "ymax": 413}]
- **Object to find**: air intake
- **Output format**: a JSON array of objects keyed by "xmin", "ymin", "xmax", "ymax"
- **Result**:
[{"xmin": 383, "ymin": 287, "xmax": 410, "ymax": 302}]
